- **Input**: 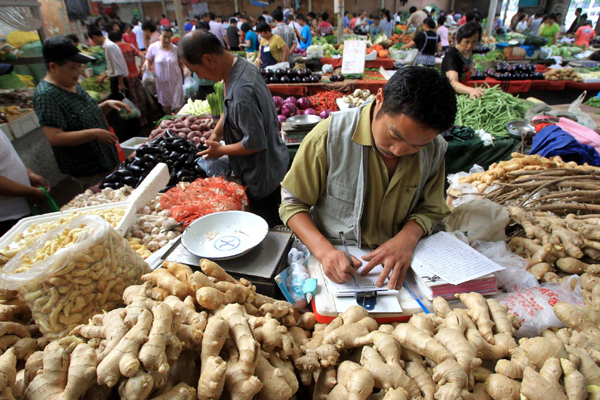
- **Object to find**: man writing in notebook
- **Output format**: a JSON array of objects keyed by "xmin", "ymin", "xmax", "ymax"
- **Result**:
[{"xmin": 279, "ymin": 67, "xmax": 456, "ymax": 290}]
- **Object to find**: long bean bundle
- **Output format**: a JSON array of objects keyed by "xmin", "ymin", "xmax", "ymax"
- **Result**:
[{"xmin": 454, "ymin": 85, "xmax": 528, "ymax": 137}]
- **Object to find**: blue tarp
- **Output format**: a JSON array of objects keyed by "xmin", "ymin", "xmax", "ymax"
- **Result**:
[
  {"xmin": 529, "ymin": 125, "xmax": 600, "ymax": 166},
  {"xmin": 495, "ymin": 43, "xmax": 538, "ymax": 57}
]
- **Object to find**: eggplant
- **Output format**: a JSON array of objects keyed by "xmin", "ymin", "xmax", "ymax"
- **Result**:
[
  {"xmin": 148, "ymin": 154, "xmax": 162, "ymax": 163},
  {"xmin": 164, "ymin": 129, "xmax": 175, "ymax": 137},
  {"xmin": 123, "ymin": 176, "xmax": 138, "ymax": 186},
  {"xmin": 173, "ymin": 159, "xmax": 185, "ymax": 170},
  {"xmin": 179, "ymin": 175, "xmax": 196, "ymax": 182},
  {"xmin": 115, "ymin": 169, "xmax": 133, "ymax": 176},
  {"xmin": 104, "ymin": 172, "xmax": 120, "ymax": 183},
  {"xmin": 129, "ymin": 164, "xmax": 142, "ymax": 173},
  {"xmin": 143, "ymin": 161, "xmax": 156, "ymax": 169}
]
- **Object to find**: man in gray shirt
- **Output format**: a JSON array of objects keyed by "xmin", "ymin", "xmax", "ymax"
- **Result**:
[
  {"xmin": 180, "ymin": 31, "xmax": 289, "ymax": 227},
  {"xmin": 272, "ymin": 9, "xmax": 297, "ymax": 64}
]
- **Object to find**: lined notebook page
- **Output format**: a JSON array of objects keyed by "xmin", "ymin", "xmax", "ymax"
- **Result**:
[{"xmin": 412, "ymin": 232, "xmax": 504, "ymax": 285}]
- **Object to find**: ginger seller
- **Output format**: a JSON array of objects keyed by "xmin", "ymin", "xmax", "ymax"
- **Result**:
[
  {"xmin": 280, "ymin": 67, "xmax": 456, "ymax": 290},
  {"xmin": 34, "ymin": 36, "xmax": 131, "ymax": 190},
  {"xmin": 180, "ymin": 31, "xmax": 289, "ymax": 227}
]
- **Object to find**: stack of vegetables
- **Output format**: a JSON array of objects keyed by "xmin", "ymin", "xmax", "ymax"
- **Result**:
[
  {"xmin": 486, "ymin": 63, "xmax": 545, "ymax": 81},
  {"xmin": 206, "ymin": 81, "xmax": 223, "ymax": 117},
  {"xmin": 262, "ymin": 68, "xmax": 321, "ymax": 84},
  {"xmin": 80, "ymin": 76, "xmax": 110, "ymax": 102},
  {"xmin": 179, "ymin": 99, "xmax": 211, "ymax": 116},
  {"xmin": 100, "ymin": 134, "xmax": 207, "ymax": 191},
  {"xmin": 273, "ymin": 95, "xmax": 332, "ymax": 128},
  {"xmin": 308, "ymin": 90, "xmax": 343, "ymax": 114},
  {"xmin": 455, "ymin": 85, "xmax": 529, "ymax": 137},
  {"xmin": 149, "ymin": 115, "xmax": 215, "ymax": 145},
  {"xmin": 368, "ymin": 44, "xmax": 389, "ymax": 58}
]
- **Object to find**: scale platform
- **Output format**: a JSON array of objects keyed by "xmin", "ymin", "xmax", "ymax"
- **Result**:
[{"xmin": 163, "ymin": 229, "xmax": 294, "ymax": 298}]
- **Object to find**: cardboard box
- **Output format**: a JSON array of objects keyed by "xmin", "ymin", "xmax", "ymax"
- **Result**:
[{"xmin": 8, "ymin": 111, "xmax": 39, "ymax": 139}]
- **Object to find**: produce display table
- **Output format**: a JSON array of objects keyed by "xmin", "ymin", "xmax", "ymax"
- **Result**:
[
  {"xmin": 444, "ymin": 136, "xmax": 522, "ymax": 176},
  {"xmin": 320, "ymin": 57, "xmax": 395, "ymax": 69},
  {"xmin": 466, "ymin": 78, "xmax": 600, "ymax": 94},
  {"xmin": 268, "ymin": 71, "xmax": 387, "ymax": 97},
  {"xmin": 288, "ymin": 134, "xmax": 521, "ymax": 176}
]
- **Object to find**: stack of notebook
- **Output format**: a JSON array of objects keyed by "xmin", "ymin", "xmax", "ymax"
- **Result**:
[{"xmin": 407, "ymin": 232, "xmax": 502, "ymax": 301}]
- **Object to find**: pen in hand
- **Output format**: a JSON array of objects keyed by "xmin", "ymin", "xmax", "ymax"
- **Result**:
[{"xmin": 339, "ymin": 231, "xmax": 354, "ymax": 267}]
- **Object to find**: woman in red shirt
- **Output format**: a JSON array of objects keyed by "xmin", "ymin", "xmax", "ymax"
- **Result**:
[
  {"xmin": 317, "ymin": 11, "xmax": 334, "ymax": 36},
  {"xmin": 122, "ymin": 24, "xmax": 138, "ymax": 49},
  {"xmin": 109, "ymin": 31, "xmax": 150, "ymax": 126}
]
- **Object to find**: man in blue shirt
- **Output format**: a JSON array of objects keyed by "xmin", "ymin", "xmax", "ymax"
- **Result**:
[
  {"xmin": 297, "ymin": 14, "xmax": 312, "ymax": 50},
  {"xmin": 344, "ymin": 11, "xmax": 350, "ymax": 28},
  {"xmin": 184, "ymin": 17, "xmax": 193, "ymax": 32}
]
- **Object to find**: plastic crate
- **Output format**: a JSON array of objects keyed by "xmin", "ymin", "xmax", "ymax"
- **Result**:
[{"xmin": 120, "ymin": 136, "xmax": 148, "ymax": 157}]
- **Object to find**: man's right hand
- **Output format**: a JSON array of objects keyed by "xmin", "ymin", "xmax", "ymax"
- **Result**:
[
  {"xmin": 319, "ymin": 249, "xmax": 362, "ymax": 284},
  {"xmin": 27, "ymin": 187, "xmax": 47, "ymax": 204},
  {"xmin": 92, "ymin": 129, "xmax": 118, "ymax": 146}
]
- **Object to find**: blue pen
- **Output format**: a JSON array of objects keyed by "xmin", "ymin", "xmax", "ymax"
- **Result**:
[{"xmin": 403, "ymin": 280, "xmax": 430, "ymax": 314}]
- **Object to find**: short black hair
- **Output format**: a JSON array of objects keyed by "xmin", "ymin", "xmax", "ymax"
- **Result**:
[
  {"xmin": 263, "ymin": 11, "xmax": 269, "ymax": 14},
  {"xmin": 229, "ymin": 18, "xmax": 237, "ymax": 24},
  {"xmin": 159, "ymin": 26, "xmax": 173, "ymax": 35},
  {"xmin": 124, "ymin": 23, "xmax": 133, "ymax": 30},
  {"xmin": 132, "ymin": 18, "xmax": 139, "ymax": 25},
  {"xmin": 465, "ymin": 11, "xmax": 476, "ymax": 22},
  {"xmin": 240, "ymin": 23, "xmax": 251, "ymax": 32},
  {"xmin": 322, "ymin": 11, "xmax": 330, "ymax": 21},
  {"xmin": 196, "ymin": 20, "xmax": 210, "ymax": 31},
  {"xmin": 297, "ymin": 13, "xmax": 306, "ymax": 22},
  {"xmin": 535, "ymin": 11, "xmax": 543, "ymax": 17},
  {"xmin": 379, "ymin": 67, "xmax": 456, "ymax": 133},
  {"xmin": 142, "ymin": 20, "xmax": 156, "ymax": 32},
  {"xmin": 272, "ymin": 9, "xmax": 284, "ymax": 22},
  {"xmin": 456, "ymin": 21, "xmax": 482, "ymax": 43},
  {"xmin": 308, "ymin": 12, "xmax": 316, "ymax": 19},
  {"xmin": 108, "ymin": 31, "xmax": 122, "ymax": 41},
  {"xmin": 409, "ymin": 6, "xmax": 417, "ymax": 13},
  {"xmin": 66, "ymin": 34, "xmax": 79, "ymax": 45},
  {"xmin": 353, "ymin": 13, "xmax": 357, "ymax": 17},
  {"xmin": 104, "ymin": 23, "xmax": 114, "ymax": 33},
  {"xmin": 286, "ymin": 14, "xmax": 294, "ymax": 21},
  {"xmin": 576, "ymin": 7, "xmax": 582, "ymax": 12},
  {"xmin": 256, "ymin": 22, "xmax": 271, "ymax": 33},
  {"xmin": 180, "ymin": 31, "xmax": 225, "ymax": 65},
  {"xmin": 581, "ymin": 13, "xmax": 588, "ymax": 20},
  {"xmin": 547, "ymin": 13, "xmax": 557, "ymax": 21},
  {"xmin": 257, "ymin": 16, "xmax": 266, "ymax": 23},
  {"xmin": 423, "ymin": 17, "xmax": 435, "ymax": 29},
  {"xmin": 87, "ymin": 26, "xmax": 103, "ymax": 38},
  {"xmin": 437, "ymin": 15, "xmax": 445, "ymax": 26},
  {"xmin": 162, "ymin": 14, "xmax": 166, "ymax": 18},
  {"xmin": 240, "ymin": 14, "xmax": 249, "ymax": 21},
  {"xmin": 209, "ymin": 12, "xmax": 216, "ymax": 20},
  {"xmin": 518, "ymin": 8, "xmax": 524, "ymax": 13}
]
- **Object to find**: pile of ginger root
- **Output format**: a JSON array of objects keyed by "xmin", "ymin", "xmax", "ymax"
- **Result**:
[{"xmin": 1, "ymin": 257, "xmax": 598, "ymax": 400}]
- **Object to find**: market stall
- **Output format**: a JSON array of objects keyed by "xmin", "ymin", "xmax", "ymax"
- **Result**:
[
  {"xmin": 268, "ymin": 70, "xmax": 388, "ymax": 97},
  {"xmin": 320, "ymin": 56, "xmax": 395, "ymax": 70}
]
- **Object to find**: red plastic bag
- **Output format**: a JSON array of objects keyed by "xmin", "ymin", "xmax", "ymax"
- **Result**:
[{"xmin": 160, "ymin": 177, "xmax": 249, "ymax": 227}]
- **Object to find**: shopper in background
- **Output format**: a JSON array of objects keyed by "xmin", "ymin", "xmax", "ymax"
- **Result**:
[
  {"xmin": 297, "ymin": 14, "xmax": 312, "ymax": 50},
  {"xmin": 354, "ymin": 11, "xmax": 369, "ymax": 34},
  {"xmin": 122, "ymin": 24, "xmax": 138, "ymax": 49},
  {"xmin": 132, "ymin": 19, "xmax": 145, "ymax": 51},
  {"xmin": 263, "ymin": 11, "xmax": 274, "ymax": 25},
  {"xmin": 159, "ymin": 14, "xmax": 171, "ymax": 27},
  {"xmin": 515, "ymin": 15, "xmax": 528, "ymax": 33},
  {"xmin": 441, "ymin": 21, "xmax": 485, "ymax": 98},
  {"xmin": 87, "ymin": 26, "xmax": 128, "ymax": 100},
  {"xmin": 307, "ymin": 12, "xmax": 318, "ymax": 32},
  {"xmin": 239, "ymin": 23, "xmax": 258, "ymax": 54},
  {"xmin": 350, "ymin": 13, "xmax": 358, "ymax": 29},
  {"xmin": 317, "ymin": 12, "xmax": 334, "ymax": 36},
  {"xmin": 184, "ymin": 17, "xmax": 193, "ymax": 33},
  {"xmin": 110, "ymin": 31, "xmax": 149, "ymax": 126},
  {"xmin": 227, "ymin": 18, "xmax": 241, "ymax": 51},
  {"xmin": 575, "ymin": 19, "xmax": 595, "ymax": 46},
  {"xmin": 287, "ymin": 13, "xmax": 302, "ymax": 36},
  {"xmin": 437, "ymin": 15, "xmax": 449, "ymax": 51},
  {"xmin": 204, "ymin": 12, "xmax": 230, "ymax": 49},
  {"xmin": 142, "ymin": 20, "xmax": 160, "ymax": 50},
  {"xmin": 34, "ymin": 36, "xmax": 128, "ymax": 189},
  {"xmin": 370, "ymin": 16, "xmax": 380, "ymax": 37},
  {"xmin": 143, "ymin": 26, "xmax": 185, "ymax": 114},
  {"xmin": 402, "ymin": 17, "xmax": 440, "ymax": 67},
  {"xmin": 406, "ymin": 7, "xmax": 427, "ymax": 31},
  {"xmin": 568, "ymin": 7, "xmax": 583, "ymax": 34},
  {"xmin": 256, "ymin": 22, "xmax": 290, "ymax": 68},
  {"xmin": 272, "ymin": 9, "xmax": 297, "ymax": 60},
  {"xmin": 379, "ymin": 10, "xmax": 394, "ymax": 38},
  {"xmin": 180, "ymin": 31, "xmax": 289, "ymax": 227},
  {"xmin": 538, "ymin": 13, "xmax": 560, "ymax": 45},
  {"xmin": 344, "ymin": 11, "xmax": 351, "ymax": 28},
  {"xmin": 445, "ymin": 10, "xmax": 457, "ymax": 26},
  {"xmin": 528, "ymin": 11, "xmax": 544, "ymax": 35},
  {"xmin": 510, "ymin": 8, "xmax": 527, "ymax": 30}
]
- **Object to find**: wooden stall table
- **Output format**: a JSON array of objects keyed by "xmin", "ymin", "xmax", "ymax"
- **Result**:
[
  {"xmin": 465, "ymin": 78, "xmax": 566, "ymax": 94},
  {"xmin": 320, "ymin": 57, "xmax": 395, "ymax": 70}
]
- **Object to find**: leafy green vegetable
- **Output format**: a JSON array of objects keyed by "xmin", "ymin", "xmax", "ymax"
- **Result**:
[
  {"xmin": 207, "ymin": 80, "xmax": 224, "ymax": 117},
  {"xmin": 585, "ymin": 97, "xmax": 600, "ymax": 108},
  {"xmin": 86, "ymin": 90, "xmax": 101, "ymax": 102},
  {"xmin": 81, "ymin": 76, "xmax": 110, "ymax": 93}
]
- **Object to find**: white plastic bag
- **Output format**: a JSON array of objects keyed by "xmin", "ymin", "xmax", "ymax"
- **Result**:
[
  {"xmin": 444, "ymin": 199, "xmax": 509, "ymax": 243},
  {"xmin": 119, "ymin": 96, "xmax": 141, "ymax": 121},
  {"xmin": 0, "ymin": 216, "xmax": 150, "ymax": 339},
  {"xmin": 265, "ymin": 62, "xmax": 290, "ymax": 71},
  {"xmin": 496, "ymin": 283, "xmax": 583, "ymax": 338},
  {"xmin": 471, "ymin": 240, "xmax": 539, "ymax": 292},
  {"xmin": 142, "ymin": 70, "xmax": 156, "ymax": 95},
  {"xmin": 183, "ymin": 76, "xmax": 199, "ymax": 100},
  {"xmin": 568, "ymin": 91, "xmax": 597, "ymax": 130}
]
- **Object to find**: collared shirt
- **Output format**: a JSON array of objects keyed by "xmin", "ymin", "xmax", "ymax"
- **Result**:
[
  {"xmin": 33, "ymin": 80, "xmax": 119, "ymax": 177},
  {"xmin": 102, "ymin": 38, "xmax": 128, "ymax": 78},
  {"xmin": 210, "ymin": 20, "xmax": 227, "ymax": 46},
  {"xmin": 133, "ymin": 24, "xmax": 145, "ymax": 49},
  {"xmin": 280, "ymin": 102, "xmax": 450, "ymax": 248},
  {"xmin": 222, "ymin": 56, "xmax": 289, "ymax": 199},
  {"xmin": 273, "ymin": 22, "xmax": 298, "ymax": 50}
]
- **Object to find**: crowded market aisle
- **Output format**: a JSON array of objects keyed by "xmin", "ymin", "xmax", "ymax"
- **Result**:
[{"xmin": 2, "ymin": 2, "xmax": 600, "ymax": 399}]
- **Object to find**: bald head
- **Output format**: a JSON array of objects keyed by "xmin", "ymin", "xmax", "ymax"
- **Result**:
[{"xmin": 179, "ymin": 30, "xmax": 225, "ymax": 66}]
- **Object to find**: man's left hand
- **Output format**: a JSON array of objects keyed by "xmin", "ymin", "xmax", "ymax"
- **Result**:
[
  {"xmin": 28, "ymin": 171, "xmax": 50, "ymax": 191},
  {"xmin": 197, "ymin": 140, "xmax": 225, "ymax": 159},
  {"xmin": 360, "ymin": 229, "xmax": 420, "ymax": 290}
]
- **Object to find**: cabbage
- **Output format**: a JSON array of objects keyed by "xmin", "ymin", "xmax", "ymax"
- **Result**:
[
  {"xmin": 273, "ymin": 96, "xmax": 284, "ymax": 111},
  {"xmin": 304, "ymin": 108, "xmax": 317, "ymax": 116},
  {"xmin": 87, "ymin": 90, "xmax": 101, "ymax": 103},
  {"xmin": 297, "ymin": 97, "xmax": 311, "ymax": 110}
]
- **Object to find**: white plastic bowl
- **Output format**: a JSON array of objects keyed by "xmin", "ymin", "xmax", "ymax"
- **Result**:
[{"xmin": 181, "ymin": 211, "xmax": 268, "ymax": 260}]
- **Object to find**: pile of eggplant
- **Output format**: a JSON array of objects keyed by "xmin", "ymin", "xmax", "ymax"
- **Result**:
[{"xmin": 100, "ymin": 131, "xmax": 208, "ymax": 191}]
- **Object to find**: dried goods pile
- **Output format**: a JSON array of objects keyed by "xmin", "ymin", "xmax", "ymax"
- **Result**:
[{"xmin": 61, "ymin": 187, "xmax": 134, "ymax": 211}]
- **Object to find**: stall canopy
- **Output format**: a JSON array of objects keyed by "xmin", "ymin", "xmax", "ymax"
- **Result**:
[{"xmin": 0, "ymin": 1, "xmax": 42, "ymax": 32}]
